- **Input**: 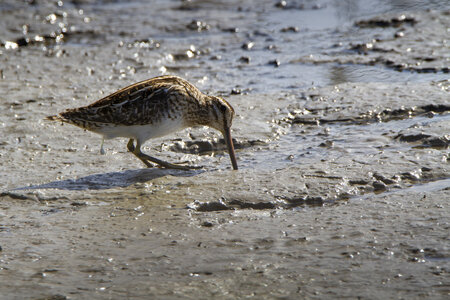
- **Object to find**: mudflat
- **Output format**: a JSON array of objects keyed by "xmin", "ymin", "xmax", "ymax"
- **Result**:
[{"xmin": 0, "ymin": 0, "xmax": 448, "ymax": 299}]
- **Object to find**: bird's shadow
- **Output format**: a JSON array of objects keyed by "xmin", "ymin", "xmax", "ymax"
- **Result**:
[{"xmin": 14, "ymin": 168, "xmax": 204, "ymax": 191}]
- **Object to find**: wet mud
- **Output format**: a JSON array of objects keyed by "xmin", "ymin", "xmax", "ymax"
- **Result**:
[{"xmin": 1, "ymin": 0, "xmax": 449, "ymax": 299}]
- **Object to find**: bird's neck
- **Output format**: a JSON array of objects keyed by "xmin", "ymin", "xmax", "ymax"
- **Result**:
[{"xmin": 183, "ymin": 96, "xmax": 211, "ymax": 127}]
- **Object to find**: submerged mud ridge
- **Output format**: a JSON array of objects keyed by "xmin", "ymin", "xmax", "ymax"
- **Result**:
[
  {"xmin": 0, "ymin": 0, "xmax": 449, "ymax": 299},
  {"xmin": 188, "ymin": 165, "xmax": 447, "ymax": 212},
  {"xmin": 189, "ymin": 195, "xmax": 323, "ymax": 212},
  {"xmin": 284, "ymin": 102, "xmax": 450, "ymax": 127}
]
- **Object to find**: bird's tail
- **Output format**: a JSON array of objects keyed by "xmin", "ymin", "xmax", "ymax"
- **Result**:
[
  {"xmin": 45, "ymin": 115, "xmax": 64, "ymax": 122},
  {"xmin": 44, "ymin": 112, "xmax": 98, "ymax": 131}
]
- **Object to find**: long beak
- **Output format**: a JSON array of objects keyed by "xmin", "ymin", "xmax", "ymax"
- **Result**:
[{"xmin": 223, "ymin": 126, "xmax": 238, "ymax": 170}]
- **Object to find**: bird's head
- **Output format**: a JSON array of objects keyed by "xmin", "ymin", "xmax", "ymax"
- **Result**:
[{"xmin": 207, "ymin": 96, "xmax": 238, "ymax": 170}]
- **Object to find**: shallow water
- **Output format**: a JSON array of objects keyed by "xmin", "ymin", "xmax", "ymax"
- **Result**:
[{"xmin": 0, "ymin": 0, "xmax": 449, "ymax": 298}]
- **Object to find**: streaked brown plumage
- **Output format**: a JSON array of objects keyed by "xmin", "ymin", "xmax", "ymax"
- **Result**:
[{"xmin": 46, "ymin": 75, "xmax": 238, "ymax": 170}]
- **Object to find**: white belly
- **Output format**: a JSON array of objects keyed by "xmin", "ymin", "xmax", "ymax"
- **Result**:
[{"xmin": 97, "ymin": 118, "xmax": 186, "ymax": 143}]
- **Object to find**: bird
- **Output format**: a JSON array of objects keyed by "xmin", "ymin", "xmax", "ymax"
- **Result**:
[{"xmin": 46, "ymin": 75, "xmax": 238, "ymax": 170}]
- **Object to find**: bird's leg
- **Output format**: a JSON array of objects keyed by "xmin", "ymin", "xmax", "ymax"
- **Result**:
[
  {"xmin": 127, "ymin": 138, "xmax": 135, "ymax": 152},
  {"xmin": 100, "ymin": 137, "xmax": 106, "ymax": 155},
  {"xmin": 132, "ymin": 139, "xmax": 202, "ymax": 170},
  {"xmin": 127, "ymin": 138, "xmax": 154, "ymax": 168}
]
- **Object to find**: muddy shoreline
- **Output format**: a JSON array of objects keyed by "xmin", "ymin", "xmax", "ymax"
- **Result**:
[{"xmin": 1, "ymin": 0, "xmax": 449, "ymax": 299}]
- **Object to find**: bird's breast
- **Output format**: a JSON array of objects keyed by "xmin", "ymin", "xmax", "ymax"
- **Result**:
[{"xmin": 98, "ymin": 117, "xmax": 186, "ymax": 142}]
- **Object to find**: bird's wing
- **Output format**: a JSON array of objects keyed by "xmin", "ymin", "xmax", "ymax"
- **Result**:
[{"xmin": 59, "ymin": 83, "xmax": 183, "ymax": 126}]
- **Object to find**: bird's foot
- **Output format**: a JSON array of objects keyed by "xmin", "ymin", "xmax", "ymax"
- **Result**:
[
  {"xmin": 155, "ymin": 162, "xmax": 203, "ymax": 170},
  {"xmin": 136, "ymin": 152, "xmax": 202, "ymax": 170}
]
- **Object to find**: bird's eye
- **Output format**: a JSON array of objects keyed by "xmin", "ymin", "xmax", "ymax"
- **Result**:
[{"xmin": 220, "ymin": 104, "xmax": 227, "ymax": 112}]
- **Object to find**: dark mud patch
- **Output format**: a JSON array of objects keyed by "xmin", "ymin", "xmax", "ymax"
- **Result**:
[
  {"xmin": 407, "ymin": 247, "xmax": 449, "ymax": 262},
  {"xmin": 188, "ymin": 199, "xmax": 231, "ymax": 212},
  {"xmin": 165, "ymin": 138, "xmax": 266, "ymax": 155},
  {"xmin": 395, "ymin": 133, "xmax": 449, "ymax": 149},
  {"xmin": 277, "ymin": 195, "xmax": 325, "ymax": 208},
  {"xmin": 373, "ymin": 173, "xmax": 398, "ymax": 185},
  {"xmin": 228, "ymin": 199, "xmax": 277, "ymax": 210},
  {"xmin": 188, "ymin": 199, "xmax": 278, "ymax": 211},
  {"xmin": 355, "ymin": 168, "xmax": 447, "ymax": 189},
  {"xmin": 0, "ymin": 191, "xmax": 36, "ymax": 201},
  {"xmin": 283, "ymin": 103, "xmax": 450, "ymax": 126},
  {"xmin": 274, "ymin": 0, "xmax": 325, "ymax": 10},
  {"xmin": 190, "ymin": 195, "xmax": 332, "ymax": 211},
  {"xmin": 186, "ymin": 20, "xmax": 211, "ymax": 32},
  {"xmin": 190, "ymin": 198, "xmax": 278, "ymax": 212},
  {"xmin": 0, "ymin": 191, "xmax": 69, "ymax": 202},
  {"xmin": 355, "ymin": 15, "xmax": 417, "ymax": 28}
]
